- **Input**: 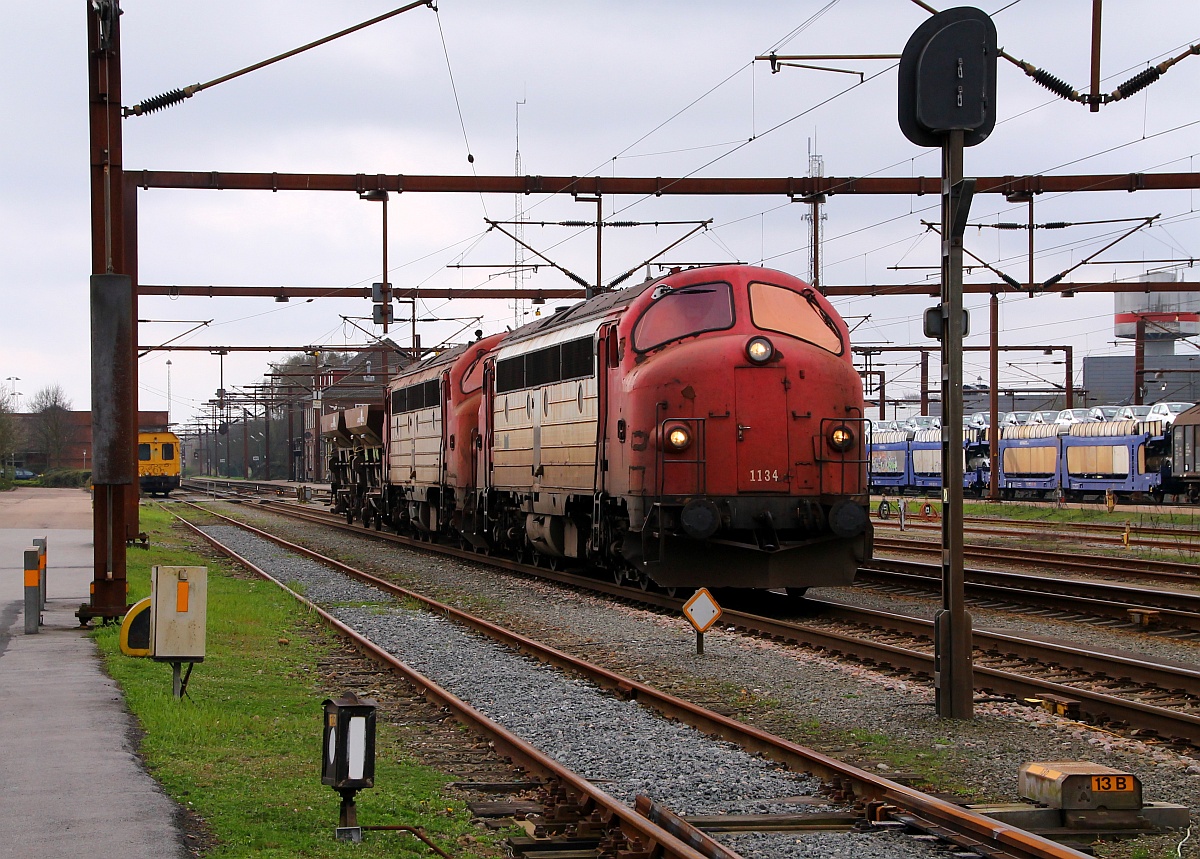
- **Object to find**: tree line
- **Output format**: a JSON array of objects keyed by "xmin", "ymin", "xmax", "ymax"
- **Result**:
[{"xmin": 1, "ymin": 384, "xmax": 75, "ymax": 474}]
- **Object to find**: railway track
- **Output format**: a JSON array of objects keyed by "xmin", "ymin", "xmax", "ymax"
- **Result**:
[
  {"xmin": 861, "ymin": 556, "xmax": 1200, "ymax": 632},
  {"xmin": 179, "ymin": 484, "xmax": 1200, "ymax": 748},
  {"xmin": 877, "ymin": 516, "xmax": 1200, "ymax": 554},
  {"xmin": 173, "ymin": 500, "xmax": 1092, "ymax": 859},
  {"xmin": 873, "ymin": 534, "xmax": 1200, "ymax": 587}
]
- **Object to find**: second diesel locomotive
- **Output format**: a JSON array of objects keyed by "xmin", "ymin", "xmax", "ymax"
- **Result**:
[{"xmin": 328, "ymin": 264, "xmax": 872, "ymax": 593}]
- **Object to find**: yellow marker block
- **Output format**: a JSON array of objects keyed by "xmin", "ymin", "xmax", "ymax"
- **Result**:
[{"xmin": 176, "ymin": 580, "xmax": 189, "ymax": 613}]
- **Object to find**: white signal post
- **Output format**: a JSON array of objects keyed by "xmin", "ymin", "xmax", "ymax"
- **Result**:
[{"xmin": 682, "ymin": 587, "xmax": 722, "ymax": 655}]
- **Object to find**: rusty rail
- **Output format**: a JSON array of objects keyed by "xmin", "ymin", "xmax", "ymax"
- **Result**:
[{"xmin": 174, "ymin": 502, "xmax": 1089, "ymax": 859}]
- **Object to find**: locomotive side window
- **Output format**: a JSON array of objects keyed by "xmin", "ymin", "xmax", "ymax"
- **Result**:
[
  {"xmin": 561, "ymin": 337, "xmax": 594, "ymax": 381},
  {"xmin": 161, "ymin": 443, "xmax": 175, "ymax": 461},
  {"xmin": 632, "ymin": 282, "xmax": 734, "ymax": 352},
  {"xmin": 389, "ymin": 379, "xmax": 441, "ymax": 413},
  {"xmin": 495, "ymin": 336, "xmax": 595, "ymax": 393},
  {"xmin": 138, "ymin": 443, "xmax": 152, "ymax": 461},
  {"xmin": 526, "ymin": 345, "xmax": 559, "ymax": 388},
  {"xmin": 748, "ymin": 282, "xmax": 843, "ymax": 355},
  {"xmin": 496, "ymin": 355, "xmax": 525, "ymax": 393}
]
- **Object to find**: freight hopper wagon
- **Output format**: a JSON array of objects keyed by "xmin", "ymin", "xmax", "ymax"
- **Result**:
[
  {"xmin": 322, "ymin": 411, "xmax": 355, "ymax": 518},
  {"xmin": 464, "ymin": 265, "xmax": 872, "ymax": 594},
  {"xmin": 344, "ymin": 404, "xmax": 385, "ymax": 527}
]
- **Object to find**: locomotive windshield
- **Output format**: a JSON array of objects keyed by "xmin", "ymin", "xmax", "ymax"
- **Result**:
[
  {"xmin": 460, "ymin": 349, "xmax": 487, "ymax": 395},
  {"xmin": 632, "ymin": 282, "xmax": 734, "ymax": 352},
  {"xmin": 748, "ymin": 282, "xmax": 843, "ymax": 355}
]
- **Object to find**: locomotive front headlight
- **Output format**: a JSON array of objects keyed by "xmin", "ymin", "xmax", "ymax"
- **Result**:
[
  {"xmin": 746, "ymin": 336, "xmax": 774, "ymax": 364},
  {"xmin": 828, "ymin": 424, "xmax": 855, "ymax": 452},
  {"xmin": 666, "ymin": 425, "xmax": 692, "ymax": 451}
]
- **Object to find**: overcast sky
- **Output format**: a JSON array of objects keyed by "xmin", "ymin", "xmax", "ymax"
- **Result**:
[{"xmin": 5, "ymin": 1, "xmax": 1200, "ymax": 426}]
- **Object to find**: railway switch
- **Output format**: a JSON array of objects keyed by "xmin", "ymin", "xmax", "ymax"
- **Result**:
[
  {"xmin": 1021, "ymin": 762, "xmax": 1143, "ymax": 823},
  {"xmin": 973, "ymin": 762, "xmax": 1187, "ymax": 836},
  {"xmin": 322, "ymin": 692, "xmax": 377, "ymax": 842}
]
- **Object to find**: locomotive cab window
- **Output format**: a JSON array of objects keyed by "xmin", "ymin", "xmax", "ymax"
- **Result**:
[
  {"xmin": 632, "ymin": 282, "xmax": 734, "ymax": 352},
  {"xmin": 460, "ymin": 350, "xmax": 487, "ymax": 396},
  {"xmin": 748, "ymin": 282, "xmax": 843, "ymax": 355},
  {"xmin": 161, "ymin": 442, "xmax": 175, "ymax": 461},
  {"xmin": 138, "ymin": 443, "xmax": 152, "ymax": 461}
]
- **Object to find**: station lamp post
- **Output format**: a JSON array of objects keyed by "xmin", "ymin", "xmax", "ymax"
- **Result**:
[{"xmin": 359, "ymin": 188, "xmax": 401, "ymax": 383}]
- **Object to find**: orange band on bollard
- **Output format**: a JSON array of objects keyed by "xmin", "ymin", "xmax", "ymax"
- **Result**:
[
  {"xmin": 24, "ymin": 568, "xmax": 39, "ymax": 588},
  {"xmin": 176, "ymin": 580, "xmax": 189, "ymax": 613}
]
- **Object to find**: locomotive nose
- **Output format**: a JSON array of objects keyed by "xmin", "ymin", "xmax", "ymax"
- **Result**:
[{"xmin": 827, "ymin": 499, "xmax": 868, "ymax": 538}]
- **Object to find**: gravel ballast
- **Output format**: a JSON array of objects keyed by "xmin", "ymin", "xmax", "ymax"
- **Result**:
[
  {"xmin": 200, "ymin": 507, "xmax": 1200, "ymax": 859},
  {"xmin": 200, "ymin": 523, "xmax": 952, "ymax": 858}
]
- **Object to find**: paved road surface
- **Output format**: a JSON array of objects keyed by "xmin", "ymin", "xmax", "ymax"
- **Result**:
[{"xmin": 0, "ymin": 488, "xmax": 187, "ymax": 858}]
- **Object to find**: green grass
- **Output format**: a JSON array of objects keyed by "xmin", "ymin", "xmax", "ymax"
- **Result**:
[{"xmin": 94, "ymin": 505, "xmax": 503, "ymax": 858}]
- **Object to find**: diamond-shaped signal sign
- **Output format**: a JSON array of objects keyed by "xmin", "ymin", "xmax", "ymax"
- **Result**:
[{"xmin": 682, "ymin": 587, "xmax": 722, "ymax": 633}]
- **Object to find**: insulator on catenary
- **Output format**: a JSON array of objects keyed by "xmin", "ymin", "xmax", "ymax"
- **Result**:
[
  {"xmin": 1042, "ymin": 222, "xmax": 1069, "ymax": 230},
  {"xmin": 1111, "ymin": 66, "xmax": 1162, "ymax": 101},
  {"xmin": 1024, "ymin": 64, "xmax": 1079, "ymax": 101},
  {"xmin": 130, "ymin": 88, "xmax": 189, "ymax": 116},
  {"xmin": 994, "ymin": 222, "xmax": 1023, "ymax": 230},
  {"xmin": 1000, "ymin": 273, "xmax": 1023, "ymax": 290},
  {"xmin": 607, "ymin": 269, "xmax": 637, "ymax": 289}
]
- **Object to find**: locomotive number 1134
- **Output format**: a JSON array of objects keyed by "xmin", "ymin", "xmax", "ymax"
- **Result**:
[{"xmin": 748, "ymin": 469, "xmax": 781, "ymax": 482}]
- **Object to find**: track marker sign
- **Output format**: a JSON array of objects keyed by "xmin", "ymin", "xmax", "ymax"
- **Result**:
[{"xmin": 683, "ymin": 588, "xmax": 722, "ymax": 633}]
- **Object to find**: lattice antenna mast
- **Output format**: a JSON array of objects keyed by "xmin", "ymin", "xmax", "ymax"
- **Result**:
[
  {"xmin": 801, "ymin": 138, "xmax": 828, "ymax": 291},
  {"xmin": 512, "ymin": 99, "xmax": 528, "ymax": 326}
]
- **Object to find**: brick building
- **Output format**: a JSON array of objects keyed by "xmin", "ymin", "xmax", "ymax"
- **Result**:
[{"xmin": 10, "ymin": 410, "xmax": 168, "ymax": 473}]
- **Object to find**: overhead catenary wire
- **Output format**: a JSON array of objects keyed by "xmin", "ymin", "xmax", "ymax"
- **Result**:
[{"xmin": 125, "ymin": 0, "xmax": 434, "ymax": 116}]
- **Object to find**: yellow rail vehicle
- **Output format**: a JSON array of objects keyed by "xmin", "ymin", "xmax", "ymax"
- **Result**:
[{"xmin": 138, "ymin": 431, "xmax": 181, "ymax": 496}]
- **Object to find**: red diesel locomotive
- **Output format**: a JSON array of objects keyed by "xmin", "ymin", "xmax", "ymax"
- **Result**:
[{"xmin": 328, "ymin": 264, "xmax": 872, "ymax": 593}]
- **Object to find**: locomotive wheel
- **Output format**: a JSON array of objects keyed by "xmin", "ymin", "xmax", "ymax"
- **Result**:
[{"xmin": 611, "ymin": 567, "xmax": 625, "ymax": 586}]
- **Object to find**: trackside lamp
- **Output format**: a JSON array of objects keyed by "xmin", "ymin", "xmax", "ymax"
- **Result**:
[{"xmin": 322, "ymin": 692, "xmax": 377, "ymax": 842}]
